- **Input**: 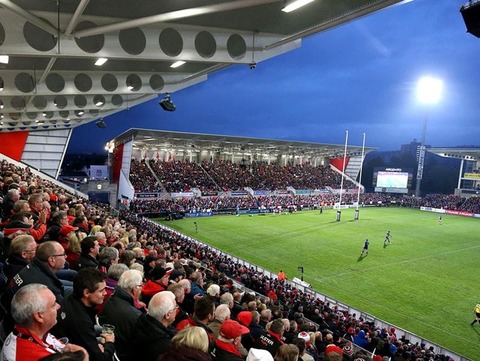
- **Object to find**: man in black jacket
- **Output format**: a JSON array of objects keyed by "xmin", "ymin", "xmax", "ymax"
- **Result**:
[
  {"xmin": 101, "ymin": 269, "xmax": 143, "ymax": 360},
  {"xmin": 3, "ymin": 234, "xmax": 37, "ymax": 283},
  {"xmin": 130, "ymin": 290, "xmax": 178, "ymax": 361},
  {"xmin": 58, "ymin": 268, "xmax": 115, "ymax": 361},
  {"xmin": 77, "ymin": 236, "xmax": 100, "ymax": 270}
]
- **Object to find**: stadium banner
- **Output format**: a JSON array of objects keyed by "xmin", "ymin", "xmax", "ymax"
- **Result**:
[
  {"xmin": 464, "ymin": 173, "xmax": 480, "ymax": 179},
  {"xmin": 474, "ymin": 213, "xmax": 480, "ymax": 219},
  {"xmin": 135, "ymin": 193, "xmax": 159, "ymax": 199},
  {"xmin": 230, "ymin": 191, "xmax": 249, "ymax": 196},
  {"xmin": 253, "ymin": 190, "xmax": 269, "ymax": 196},
  {"xmin": 374, "ymin": 187, "xmax": 408, "ymax": 194},
  {"xmin": 185, "ymin": 212, "xmax": 213, "ymax": 218},
  {"xmin": 312, "ymin": 189, "xmax": 330, "ymax": 194},
  {"xmin": 274, "ymin": 190, "xmax": 290, "ymax": 195},
  {"xmin": 201, "ymin": 191, "xmax": 218, "ymax": 196},
  {"xmin": 445, "ymin": 210, "xmax": 474, "ymax": 217},
  {"xmin": 333, "ymin": 203, "xmax": 352, "ymax": 210},
  {"xmin": 420, "ymin": 207, "xmax": 445, "ymax": 214},
  {"xmin": 296, "ymin": 190, "xmax": 311, "ymax": 195},
  {"xmin": 171, "ymin": 192, "xmax": 194, "ymax": 198}
]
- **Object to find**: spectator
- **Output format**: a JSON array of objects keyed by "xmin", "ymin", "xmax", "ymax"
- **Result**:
[
  {"xmin": 58, "ymin": 268, "xmax": 115, "ymax": 361},
  {"xmin": 98, "ymin": 246, "xmax": 119, "ymax": 273},
  {"xmin": 1, "ymin": 283, "xmax": 87, "ymax": 361},
  {"xmin": 3, "ymin": 234, "xmax": 37, "ymax": 283},
  {"xmin": 274, "ymin": 344, "xmax": 299, "ymax": 361},
  {"xmin": 255, "ymin": 319, "xmax": 285, "ymax": 357},
  {"xmin": 77, "ymin": 236, "xmax": 100, "ymax": 270},
  {"xmin": 158, "ymin": 326, "xmax": 212, "ymax": 361},
  {"xmin": 130, "ymin": 291, "xmax": 178, "ymax": 361},
  {"xmin": 212, "ymin": 319, "xmax": 250, "ymax": 361},
  {"xmin": 247, "ymin": 348, "xmax": 274, "ymax": 361},
  {"xmin": 176, "ymin": 296, "xmax": 216, "ymax": 350},
  {"xmin": 101, "ymin": 269, "xmax": 143, "ymax": 360},
  {"xmin": 141, "ymin": 265, "xmax": 172, "ymax": 305},
  {"xmin": 210, "ymin": 304, "xmax": 231, "ymax": 341}
]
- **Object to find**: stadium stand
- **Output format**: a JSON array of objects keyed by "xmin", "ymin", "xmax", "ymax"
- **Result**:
[{"xmin": 0, "ymin": 156, "xmax": 474, "ymax": 361}]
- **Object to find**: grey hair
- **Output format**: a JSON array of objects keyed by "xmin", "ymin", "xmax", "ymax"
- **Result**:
[
  {"xmin": 107, "ymin": 263, "xmax": 129, "ymax": 280},
  {"xmin": 12, "ymin": 283, "xmax": 50, "ymax": 327},
  {"xmin": 99, "ymin": 247, "xmax": 119, "ymax": 265},
  {"xmin": 220, "ymin": 292, "xmax": 233, "ymax": 305},
  {"xmin": 206, "ymin": 284, "xmax": 220, "ymax": 297},
  {"xmin": 118, "ymin": 269, "xmax": 143, "ymax": 291},
  {"xmin": 214, "ymin": 304, "xmax": 231, "ymax": 322},
  {"xmin": 148, "ymin": 291, "xmax": 176, "ymax": 322}
]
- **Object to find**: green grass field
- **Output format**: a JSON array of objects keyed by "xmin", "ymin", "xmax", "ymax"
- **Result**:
[{"xmin": 156, "ymin": 207, "xmax": 480, "ymax": 359}]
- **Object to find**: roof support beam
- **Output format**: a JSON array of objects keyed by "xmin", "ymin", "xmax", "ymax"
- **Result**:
[
  {"xmin": 65, "ymin": 0, "xmax": 90, "ymax": 36},
  {"xmin": 72, "ymin": 0, "xmax": 281, "ymax": 38},
  {"xmin": 0, "ymin": 0, "xmax": 59, "ymax": 36}
]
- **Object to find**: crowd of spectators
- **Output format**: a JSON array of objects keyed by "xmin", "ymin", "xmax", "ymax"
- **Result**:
[
  {"xmin": 130, "ymin": 159, "xmax": 163, "ymax": 193},
  {"xmin": 130, "ymin": 159, "xmax": 357, "ymax": 193},
  {"xmin": 0, "ymin": 157, "xmax": 469, "ymax": 361}
]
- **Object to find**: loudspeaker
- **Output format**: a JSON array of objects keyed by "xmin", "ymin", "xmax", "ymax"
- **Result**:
[
  {"xmin": 461, "ymin": 3, "xmax": 480, "ymax": 38},
  {"xmin": 95, "ymin": 120, "xmax": 107, "ymax": 128},
  {"xmin": 159, "ymin": 99, "xmax": 176, "ymax": 112}
]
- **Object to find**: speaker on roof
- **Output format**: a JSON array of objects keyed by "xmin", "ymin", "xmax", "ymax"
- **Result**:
[
  {"xmin": 159, "ymin": 94, "xmax": 176, "ymax": 112},
  {"xmin": 461, "ymin": 2, "xmax": 480, "ymax": 38},
  {"xmin": 96, "ymin": 120, "xmax": 107, "ymax": 129}
]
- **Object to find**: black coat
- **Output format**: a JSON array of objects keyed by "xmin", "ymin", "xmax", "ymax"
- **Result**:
[
  {"xmin": 58, "ymin": 295, "xmax": 115, "ymax": 361},
  {"xmin": 76, "ymin": 253, "xmax": 99, "ymax": 270},
  {"xmin": 3, "ymin": 253, "xmax": 29, "ymax": 284},
  {"xmin": 130, "ymin": 314, "xmax": 177, "ymax": 361},
  {"xmin": 100, "ymin": 287, "xmax": 142, "ymax": 360}
]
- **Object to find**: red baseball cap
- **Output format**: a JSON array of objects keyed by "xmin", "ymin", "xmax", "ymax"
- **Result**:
[
  {"xmin": 60, "ymin": 225, "xmax": 78, "ymax": 236},
  {"xmin": 220, "ymin": 319, "xmax": 250, "ymax": 340}
]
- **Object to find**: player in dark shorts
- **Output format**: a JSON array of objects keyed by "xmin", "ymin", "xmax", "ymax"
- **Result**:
[
  {"xmin": 361, "ymin": 239, "xmax": 369, "ymax": 257},
  {"xmin": 384, "ymin": 231, "xmax": 391, "ymax": 246}
]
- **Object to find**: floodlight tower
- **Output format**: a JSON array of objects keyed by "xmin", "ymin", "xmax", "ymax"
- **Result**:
[{"xmin": 415, "ymin": 76, "xmax": 443, "ymax": 197}]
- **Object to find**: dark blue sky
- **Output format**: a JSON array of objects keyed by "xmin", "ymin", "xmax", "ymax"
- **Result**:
[{"xmin": 68, "ymin": 0, "xmax": 480, "ymax": 154}]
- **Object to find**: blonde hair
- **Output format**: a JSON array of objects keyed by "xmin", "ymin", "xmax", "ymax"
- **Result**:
[
  {"xmin": 68, "ymin": 232, "xmax": 83, "ymax": 253},
  {"xmin": 171, "ymin": 326, "xmax": 209, "ymax": 353}
]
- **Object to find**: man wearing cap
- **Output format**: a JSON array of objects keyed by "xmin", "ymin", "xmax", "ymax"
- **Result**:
[
  {"xmin": 212, "ymin": 319, "xmax": 250, "ymax": 361},
  {"xmin": 141, "ymin": 265, "xmax": 173, "ymax": 305}
]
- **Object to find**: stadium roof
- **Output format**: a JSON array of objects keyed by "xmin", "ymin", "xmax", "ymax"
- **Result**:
[
  {"xmin": 0, "ymin": 0, "xmax": 406, "ymax": 132},
  {"xmin": 111, "ymin": 128, "xmax": 374, "ymax": 158},
  {"xmin": 429, "ymin": 147, "xmax": 480, "ymax": 161}
]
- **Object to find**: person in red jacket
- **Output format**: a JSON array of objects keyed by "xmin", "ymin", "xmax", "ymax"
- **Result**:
[
  {"xmin": 141, "ymin": 265, "xmax": 173, "ymax": 305},
  {"xmin": 3, "ymin": 212, "xmax": 47, "ymax": 242}
]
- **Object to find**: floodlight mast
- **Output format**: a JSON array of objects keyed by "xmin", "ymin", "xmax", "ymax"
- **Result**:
[{"xmin": 414, "ymin": 77, "xmax": 443, "ymax": 197}]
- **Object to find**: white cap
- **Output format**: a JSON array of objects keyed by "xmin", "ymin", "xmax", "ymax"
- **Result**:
[{"xmin": 247, "ymin": 348, "xmax": 274, "ymax": 361}]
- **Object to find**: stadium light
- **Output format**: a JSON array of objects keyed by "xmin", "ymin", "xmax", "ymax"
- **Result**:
[{"xmin": 415, "ymin": 76, "xmax": 443, "ymax": 197}]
